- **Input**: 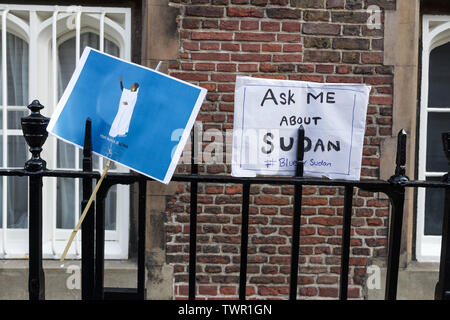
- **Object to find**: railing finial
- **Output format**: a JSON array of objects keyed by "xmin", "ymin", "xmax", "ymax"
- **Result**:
[
  {"xmin": 389, "ymin": 129, "xmax": 409, "ymax": 183},
  {"xmin": 21, "ymin": 100, "xmax": 50, "ymax": 172}
]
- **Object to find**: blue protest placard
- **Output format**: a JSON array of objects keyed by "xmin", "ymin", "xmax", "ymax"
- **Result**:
[{"xmin": 47, "ymin": 47, "xmax": 207, "ymax": 184}]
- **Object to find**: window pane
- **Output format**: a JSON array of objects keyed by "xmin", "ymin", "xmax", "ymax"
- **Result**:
[
  {"xmin": 58, "ymin": 32, "xmax": 119, "ymax": 97},
  {"xmin": 0, "ymin": 32, "xmax": 29, "ymax": 106},
  {"xmin": 57, "ymin": 178, "xmax": 75, "ymax": 229},
  {"xmin": 105, "ymin": 185, "xmax": 117, "ymax": 231},
  {"xmin": 7, "ymin": 110, "xmax": 27, "ymax": 129},
  {"xmin": 7, "ymin": 176, "xmax": 28, "ymax": 228},
  {"xmin": 426, "ymin": 112, "xmax": 450, "ymax": 172},
  {"xmin": 57, "ymin": 140, "xmax": 75, "ymax": 168},
  {"xmin": 424, "ymin": 177, "xmax": 446, "ymax": 236},
  {"xmin": 8, "ymin": 136, "xmax": 27, "ymax": 168},
  {"xmin": 429, "ymin": 42, "xmax": 450, "ymax": 108}
]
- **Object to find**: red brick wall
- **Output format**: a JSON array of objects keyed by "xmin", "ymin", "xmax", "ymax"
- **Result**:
[{"xmin": 165, "ymin": 0, "xmax": 395, "ymax": 299}]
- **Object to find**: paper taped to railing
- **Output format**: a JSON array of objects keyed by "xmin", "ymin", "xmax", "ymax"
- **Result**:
[
  {"xmin": 47, "ymin": 47, "xmax": 207, "ymax": 184},
  {"xmin": 232, "ymin": 76, "xmax": 371, "ymax": 180}
]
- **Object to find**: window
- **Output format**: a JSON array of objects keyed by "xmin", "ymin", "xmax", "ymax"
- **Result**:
[
  {"xmin": 417, "ymin": 15, "xmax": 450, "ymax": 261},
  {"xmin": 0, "ymin": 4, "xmax": 133, "ymax": 259}
]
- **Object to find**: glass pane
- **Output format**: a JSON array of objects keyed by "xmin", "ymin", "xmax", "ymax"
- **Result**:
[
  {"xmin": 429, "ymin": 42, "xmax": 450, "ymax": 108},
  {"xmin": 58, "ymin": 32, "xmax": 119, "ymax": 98},
  {"xmin": 8, "ymin": 136, "xmax": 27, "ymax": 167},
  {"xmin": 426, "ymin": 112, "xmax": 450, "ymax": 172},
  {"xmin": 57, "ymin": 178, "xmax": 75, "ymax": 229},
  {"xmin": 0, "ymin": 32, "xmax": 29, "ymax": 106},
  {"xmin": 7, "ymin": 110, "xmax": 27, "ymax": 129},
  {"xmin": 105, "ymin": 185, "xmax": 117, "ymax": 231},
  {"xmin": 7, "ymin": 176, "xmax": 28, "ymax": 228},
  {"xmin": 57, "ymin": 140, "xmax": 75, "ymax": 168},
  {"xmin": 424, "ymin": 177, "xmax": 445, "ymax": 236}
]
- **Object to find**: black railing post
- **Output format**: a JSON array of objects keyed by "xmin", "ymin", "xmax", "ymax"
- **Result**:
[
  {"xmin": 436, "ymin": 132, "xmax": 450, "ymax": 300},
  {"xmin": 188, "ymin": 125, "xmax": 199, "ymax": 300},
  {"xmin": 385, "ymin": 129, "xmax": 409, "ymax": 300},
  {"xmin": 339, "ymin": 185, "xmax": 354, "ymax": 300},
  {"xmin": 81, "ymin": 118, "xmax": 95, "ymax": 300},
  {"xmin": 289, "ymin": 125, "xmax": 304, "ymax": 300},
  {"xmin": 239, "ymin": 182, "xmax": 250, "ymax": 300},
  {"xmin": 21, "ymin": 100, "xmax": 49, "ymax": 300}
]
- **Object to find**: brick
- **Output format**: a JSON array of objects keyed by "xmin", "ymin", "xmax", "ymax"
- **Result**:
[
  {"xmin": 251, "ymin": 0, "xmax": 269, "ymax": 5},
  {"xmin": 365, "ymin": 0, "xmax": 396, "ymax": 10},
  {"xmin": 303, "ymin": 23, "xmax": 341, "ymax": 35},
  {"xmin": 277, "ymin": 34, "xmax": 301, "ymax": 42},
  {"xmin": 186, "ymin": 6, "xmax": 224, "ymax": 18},
  {"xmin": 231, "ymin": 53, "xmax": 272, "ymax": 62},
  {"xmin": 202, "ymin": 20, "xmax": 219, "ymax": 29},
  {"xmin": 227, "ymin": 7, "xmax": 264, "ymax": 18},
  {"xmin": 342, "ymin": 52, "xmax": 360, "ymax": 64},
  {"xmin": 241, "ymin": 43, "xmax": 260, "ymax": 52},
  {"xmin": 191, "ymin": 32, "xmax": 233, "ymax": 41},
  {"xmin": 191, "ymin": 52, "xmax": 230, "ymax": 61},
  {"xmin": 333, "ymin": 38, "xmax": 370, "ymax": 50},
  {"xmin": 291, "ymin": 0, "xmax": 325, "ymax": 8},
  {"xmin": 304, "ymin": 10, "xmax": 330, "ymax": 22},
  {"xmin": 304, "ymin": 50, "xmax": 340, "ymax": 63},
  {"xmin": 346, "ymin": 0, "xmax": 363, "ymax": 9},
  {"xmin": 200, "ymin": 42, "xmax": 220, "ymax": 50},
  {"xmin": 326, "ymin": 0, "xmax": 344, "ymax": 9},
  {"xmin": 171, "ymin": 72, "xmax": 209, "ymax": 81},
  {"xmin": 282, "ymin": 21, "xmax": 301, "ymax": 32},
  {"xmin": 273, "ymin": 54, "xmax": 302, "ymax": 62},
  {"xmin": 182, "ymin": 18, "xmax": 201, "ymax": 29},
  {"xmin": 235, "ymin": 32, "xmax": 276, "ymax": 42},
  {"xmin": 267, "ymin": 8, "xmax": 301, "ymax": 19},
  {"xmin": 262, "ymin": 43, "xmax": 282, "ymax": 52},
  {"xmin": 220, "ymin": 20, "xmax": 240, "ymax": 31},
  {"xmin": 240, "ymin": 20, "xmax": 259, "ymax": 30},
  {"xmin": 221, "ymin": 43, "xmax": 240, "ymax": 51},
  {"xmin": 196, "ymin": 63, "xmax": 215, "ymax": 71},
  {"xmin": 283, "ymin": 44, "xmax": 302, "ymax": 52},
  {"xmin": 261, "ymin": 21, "xmax": 280, "ymax": 31},
  {"xmin": 332, "ymin": 11, "xmax": 369, "ymax": 24},
  {"xmin": 361, "ymin": 52, "xmax": 384, "ymax": 64},
  {"xmin": 304, "ymin": 37, "xmax": 331, "ymax": 49}
]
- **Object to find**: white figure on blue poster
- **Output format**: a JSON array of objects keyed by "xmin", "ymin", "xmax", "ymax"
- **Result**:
[
  {"xmin": 47, "ymin": 47, "xmax": 207, "ymax": 184},
  {"xmin": 109, "ymin": 77, "xmax": 140, "ymax": 138}
]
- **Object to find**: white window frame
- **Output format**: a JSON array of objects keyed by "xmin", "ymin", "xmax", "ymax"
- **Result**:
[
  {"xmin": 417, "ymin": 15, "xmax": 450, "ymax": 262},
  {"xmin": 0, "ymin": 4, "xmax": 132, "ymax": 260}
]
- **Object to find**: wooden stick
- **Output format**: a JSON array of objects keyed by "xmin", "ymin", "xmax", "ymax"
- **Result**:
[{"xmin": 60, "ymin": 160, "xmax": 112, "ymax": 262}]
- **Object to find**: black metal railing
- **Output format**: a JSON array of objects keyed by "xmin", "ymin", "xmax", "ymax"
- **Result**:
[{"xmin": 3, "ymin": 100, "xmax": 450, "ymax": 300}]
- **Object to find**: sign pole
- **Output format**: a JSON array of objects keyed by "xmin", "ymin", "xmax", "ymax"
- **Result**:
[{"xmin": 60, "ymin": 160, "xmax": 112, "ymax": 262}]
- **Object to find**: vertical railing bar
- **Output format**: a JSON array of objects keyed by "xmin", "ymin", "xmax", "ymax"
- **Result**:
[
  {"xmin": 239, "ymin": 182, "xmax": 250, "ymax": 300},
  {"xmin": 1, "ymin": 9, "xmax": 9, "ymax": 256},
  {"xmin": 339, "ymin": 185, "xmax": 353, "ymax": 300},
  {"xmin": 51, "ymin": 9, "xmax": 59, "ymax": 257},
  {"xmin": 188, "ymin": 125, "xmax": 198, "ymax": 300},
  {"xmin": 74, "ymin": 8, "xmax": 82, "ymax": 257},
  {"xmin": 385, "ymin": 129, "xmax": 408, "ymax": 300},
  {"xmin": 137, "ymin": 179, "xmax": 146, "ymax": 299},
  {"xmin": 94, "ymin": 185, "xmax": 106, "ymax": 300},
  {"xmin": 99, "ymin": 11, "xmax": 105, "ymax": 53},
  {"xmin": 436, "ymin": 132, "xmax": 450, "ymax": 300},
  {"xmin": 81, "ymin": 118, "xmax": 94, "ymax": 300},
  {"xmin": 289, "ymin": 125, "xmax": 304, "ymax": 300}
]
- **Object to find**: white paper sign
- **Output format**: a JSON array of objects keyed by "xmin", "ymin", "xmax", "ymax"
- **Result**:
[{"xmin": 232, "ymin": 76, "xmax": 371, "ymax": 180}]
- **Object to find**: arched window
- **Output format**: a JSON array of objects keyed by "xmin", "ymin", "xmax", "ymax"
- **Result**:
[
  {"xmin": 0, "ymin": 5, "xmax": 132, "ymax": 259},
  {"xmin": 417, "ymin": 16, "xmax": 450, "ymax": 261}
]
